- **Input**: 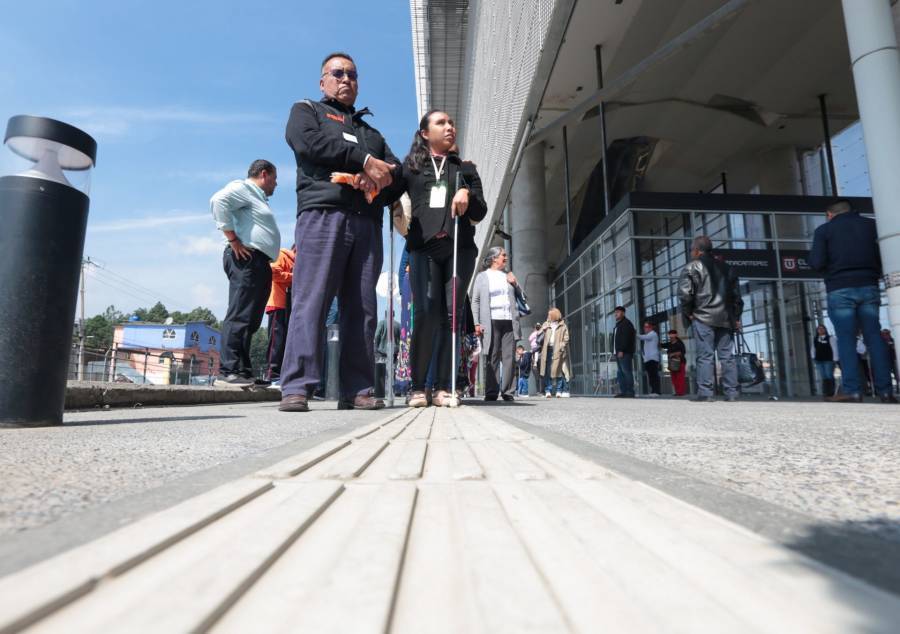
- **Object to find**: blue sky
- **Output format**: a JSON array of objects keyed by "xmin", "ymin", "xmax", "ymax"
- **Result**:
[{"xmin": 0, "ymin": 0, "xmax": 416, "ymax": 320}]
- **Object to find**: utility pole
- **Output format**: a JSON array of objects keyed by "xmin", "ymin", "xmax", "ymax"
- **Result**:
[{"xmin": 77, "ymin": 258, "xmax": 88, "ymax": 381}]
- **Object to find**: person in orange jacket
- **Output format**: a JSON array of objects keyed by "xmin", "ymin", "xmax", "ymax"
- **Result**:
[{"xmin": 266, "ymin": 245, "xmax": 296, "ymax": 385}]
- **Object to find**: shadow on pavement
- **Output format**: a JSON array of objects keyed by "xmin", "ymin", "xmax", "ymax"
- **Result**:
[
  {"xmin": 63, "ymin": 415, "xmax": 246, "ymax": 427},
  {"xmin": 784, "ymin": 517, "xmax": 900, "ymax": 598}
]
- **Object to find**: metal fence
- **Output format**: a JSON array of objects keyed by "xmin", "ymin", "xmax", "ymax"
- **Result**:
[{"xmin": 67, "ymin": 345, "xmax": 217, "ymax": 386}]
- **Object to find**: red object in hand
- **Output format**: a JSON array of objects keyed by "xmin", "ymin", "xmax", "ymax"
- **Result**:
[{"xmin": 331, "ymin": 172, "xmax": 379, "ymax": 203}]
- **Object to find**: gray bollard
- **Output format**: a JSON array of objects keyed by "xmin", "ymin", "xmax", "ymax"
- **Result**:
[
  {"xmin": 0, "ymin": 116, "xmax": 97, "ymax": 427},
  {"xmin": 325, "ymin": 323, "xmax": 340, "ymax": 401}
]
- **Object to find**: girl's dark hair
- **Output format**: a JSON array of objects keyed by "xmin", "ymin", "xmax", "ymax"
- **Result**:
[{"xmin": 404, "ymin": 109, "xmax": 443, "ymax": 173}]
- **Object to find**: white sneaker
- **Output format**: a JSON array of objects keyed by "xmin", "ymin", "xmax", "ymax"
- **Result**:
[
  {"xmin": 646, "ymin": 393, "xmax": 660, "ymax": 398},
  {"xmin": 545, "ymin": 393, "xmax": 552, "ymax": 399},
  {"xmin": 520, "ymin": 393, "xmax": 530, "ymax": 398},
  {"xmin": 555, "ymin": 393, "xmax": 562, "ymax": 398},
  {"xmin": 560, "ymin": 392, "xmax": 570, "ymax": 398}
]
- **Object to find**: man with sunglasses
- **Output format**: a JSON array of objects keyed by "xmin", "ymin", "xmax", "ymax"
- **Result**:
[{"xmin": 279, "ymin": 52, "xmax": 402, "ymax": 412}]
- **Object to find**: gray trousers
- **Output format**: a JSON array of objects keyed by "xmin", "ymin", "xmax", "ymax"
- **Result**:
[
  {"xmin": 280, "ymin": 209, "xmax": 381, "ymax": 399},
  {"xmin": 485, "ymin": 319, "xmax": 516, "ymax": 398},
  {"xmin": 692, "ymin": 320, "xmax": 738, "ymax": 397}
]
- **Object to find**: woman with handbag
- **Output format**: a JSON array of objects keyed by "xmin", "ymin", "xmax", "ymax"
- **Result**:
[
  {"xmin": 661, "ymin": 329, "xmax": 687, "ymax": 396},
  {"xmin": 539, "ymin": 308, "xmax": 570, "ymax": 398},
  {"xmin": 471, "ymin": 246, "xmax": 523, "ymax": 401},
  {"xmin": 391, "ymin": 110, "xmax": 487, "ymax": 407}
]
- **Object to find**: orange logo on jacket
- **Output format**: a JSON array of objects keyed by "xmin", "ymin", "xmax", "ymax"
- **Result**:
[{"xmin": 326, "ymin": 113, "xmax": 345, "ymax": 123}]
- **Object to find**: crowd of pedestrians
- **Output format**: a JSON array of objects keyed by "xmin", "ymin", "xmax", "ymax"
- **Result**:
[{"xmin": 207, "ymin": 51, "xmax": 897, "ymax": 408}]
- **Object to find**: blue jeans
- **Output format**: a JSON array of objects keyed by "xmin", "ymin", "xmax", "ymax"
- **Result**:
[
  {"xmin": 616, "ymin": 353, "xmax": 635, "ymax": 396},
  {"xmin": 814, "ymin": 360, "xmax": 835, "ymax": 383},
  {"xmin": 517, "ymin": 376, "xmax": 529, "ymax": 395},
  {"xmin": 827, "ymin": 286, "xmax": 892, "ymax": 396},
  {"xmin": 692, "ymin": 321, "xmax": 738, "ymax": 398}
]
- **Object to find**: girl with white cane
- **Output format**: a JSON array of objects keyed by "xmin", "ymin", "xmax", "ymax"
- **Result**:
[{"xmin": 391, "ymin": 110, "xmax": 487, "ymax": 407}]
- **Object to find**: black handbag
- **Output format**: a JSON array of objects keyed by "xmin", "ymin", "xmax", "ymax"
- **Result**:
[
  {"xmin": 735, "ymin": 332, "xmax": 765, "ymax": 387},
  {"xmin": 514, "ymin": 285, "xmax": 531, "ymax": 316}
]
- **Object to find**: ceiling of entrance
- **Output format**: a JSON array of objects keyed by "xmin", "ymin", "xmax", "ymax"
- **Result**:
[{"xmin": 538, "ymin": 0, "xmax": 861, "ymax": 207}]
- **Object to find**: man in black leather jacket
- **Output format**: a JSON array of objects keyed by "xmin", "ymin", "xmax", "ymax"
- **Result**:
[
  {"xmin": 678, "ymin": 236, "xmax": 744, "ymax": 402},
  {"xmin": 279, "ymin": 52, "xmax": 403, "ymax": 413}
]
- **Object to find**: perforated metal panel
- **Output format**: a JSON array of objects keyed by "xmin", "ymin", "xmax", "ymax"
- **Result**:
[{"xmin": 412, "ymin": 0, "xmax": 558, "ymax": 228}]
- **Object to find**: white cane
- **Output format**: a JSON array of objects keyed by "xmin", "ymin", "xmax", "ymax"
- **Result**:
[
  {"xmin": 448, "ymin": 171, "xmax": 462, "ymax": 408},
  {"xmin": 448, "ymin": 212, "xmax": 460, "ymax": 408},
  {"xmin": 387, "ymin": 209, "xmax": 396, "ymax": 408}
]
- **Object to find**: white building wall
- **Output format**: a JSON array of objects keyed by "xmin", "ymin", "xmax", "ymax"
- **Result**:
[{"xmin": 456, "ymin": 0, "xmax": 557, "ymax": 249}]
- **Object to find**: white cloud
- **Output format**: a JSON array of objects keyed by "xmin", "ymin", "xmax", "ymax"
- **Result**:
[
  {"xmin": 90, "ymin": 212, "xmax": 209, "ymax": 233},
  {"xmin": 191, "ymin": 283, "xmax": 218, "ymax": 308},
  {"xmin": 184, "ymin": 235, "xmax": 224, "ymax": 255},
  {"xmin": 64, "ymin": 106, "xmax": 276, "ymax": 139}
]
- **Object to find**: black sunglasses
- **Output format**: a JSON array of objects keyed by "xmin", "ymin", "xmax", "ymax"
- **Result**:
[{"xmin": 323, "ymin": 68, "xmax": 358, "ymax": 81}]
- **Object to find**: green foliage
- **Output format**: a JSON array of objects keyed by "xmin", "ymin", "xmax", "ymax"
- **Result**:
[
  {"xmin": 133, "ymin": 301, "xmax": 169, "ymax": 323},
  {"xmin": 250, "ymin": 328, "xmax": 270, "ymax": 379}
]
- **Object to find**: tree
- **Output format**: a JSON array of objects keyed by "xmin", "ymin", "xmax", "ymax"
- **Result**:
[
  {"xmin": 134, "ymin": 302, "xmax": 169, "ymax": 323},
  {"xmin": 250, "ymin": 329, "xmax": 269, "ymax": 379},
  {"xmin": 184, "ymin": 307, "xmax": 220, "ymax": 330},
  {"xmin": 82, "ymin": 305, "xmax": 124, "ymax": 350}
]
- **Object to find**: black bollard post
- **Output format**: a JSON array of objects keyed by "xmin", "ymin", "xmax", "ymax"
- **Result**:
[{"xmin": 0, "ymin": 116, "xmax": 97, "ymax": 427}]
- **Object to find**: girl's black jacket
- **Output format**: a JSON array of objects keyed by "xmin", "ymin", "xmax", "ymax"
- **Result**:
[{"xmin": 394, "ymin": 154, "xmax": 488, "ymax": 251}]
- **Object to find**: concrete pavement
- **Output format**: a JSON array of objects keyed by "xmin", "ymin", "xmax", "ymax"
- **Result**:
[{"xmin": 0, "ymin": 397, "xmax": 898, "ymax": 632}]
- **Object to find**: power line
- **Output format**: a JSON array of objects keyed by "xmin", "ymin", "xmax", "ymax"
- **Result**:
[{"xmin": 91, "ymin": 261, "xmax": 190, "ymax": 308}]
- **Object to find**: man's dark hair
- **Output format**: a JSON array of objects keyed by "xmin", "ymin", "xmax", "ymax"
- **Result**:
[
  {"xmin": 614, "ymin": 305, "xmax": 626, "ymax": 313},
  {"xmin": 668, "ymin": 329, "xmax": 678, "ymax": 335},
  {"xmin": 691, "ymin": 235, "xmax": 713, "ymax": 254},
  {"xmin": 827, "ymin": 199, "xmax": 854, "ymax": 216},
  {"xmin": 321, "ymin": 51, "xmax": 355, "ymax": 72},
  {"xmin": 248, "ymin": 159, "xmax": 276, "ymax": 178}
]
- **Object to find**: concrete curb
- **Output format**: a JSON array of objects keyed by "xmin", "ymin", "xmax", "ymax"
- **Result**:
[{"xmin": 64, "ymin": 382, "xmax": 281, "ymax": 410}]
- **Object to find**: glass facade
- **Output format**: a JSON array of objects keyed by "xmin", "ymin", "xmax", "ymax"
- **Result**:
[{"xmin": 550, "ymin": 193, "xmax": 883, "ymax": 398}]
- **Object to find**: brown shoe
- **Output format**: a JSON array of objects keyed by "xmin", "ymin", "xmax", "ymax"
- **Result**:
[
  {"xmin": 826, "ymin": 392, "xmax": 863, "ymax": 403},
  {"xmin": 279, "ymin": 394, "xmax": 310, "ymax": 412},
  {"xmin": 338, "ymin": 395, "xmax": 385, "ymax": 410}
]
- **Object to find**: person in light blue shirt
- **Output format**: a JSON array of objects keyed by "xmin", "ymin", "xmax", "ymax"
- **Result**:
[{"xmin": 209, "ymin": 159, "xmax": 281, "ymax": 385}]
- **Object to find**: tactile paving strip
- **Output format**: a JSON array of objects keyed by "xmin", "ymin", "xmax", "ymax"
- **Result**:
[{"xmin": 2, "ymin": 406, "xmax": 899, "ymax": 633}]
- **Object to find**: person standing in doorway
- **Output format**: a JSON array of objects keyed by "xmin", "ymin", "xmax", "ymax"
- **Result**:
[
  {"xmin": 264, "ymin": 245, "xmax": 296, "ymax": 387},
  {"xmin": 210, "ymin": 160, "xmax": 281, "ymax": 385},
  {"xmin": 279, "ymin": 52, "xmax": 402, "ymax": 413},
  {"xmin": 471, "ymin": 247, "xmax": 522, "ymax": 402},
  {"xmin": 809, "ymin": 199, "xmax": 896, "ymax": 403},
  {"xmin": 678, "ymin": 235, "xmax": 743, "ymax": 403},
  {"xmin": 637, "ymin": 321, "xmax": 661, "ymax": 397},
  {"xmin": 810, "ymin": 324, "xmax": 839, "ymax": 400},
  {"xmin": 612, "ymin": 306, "xmax": 636, "ymax": 398},
  {"xmin": 661, "ymin": 329, "xmax": 687, "ymax": 396}
]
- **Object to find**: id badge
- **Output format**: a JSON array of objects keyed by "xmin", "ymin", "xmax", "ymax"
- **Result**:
[{"xmin": 429, "ymin": 183, "xmax": 447, "ymax": 208}]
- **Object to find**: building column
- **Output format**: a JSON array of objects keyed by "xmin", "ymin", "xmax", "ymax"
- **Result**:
[
  {"xmin": 841, "ymin": 0, "xmax": 900, "ymax": 374},
  {"xmin": 510, "ymin": 142, "xmax": 550, "ymax": 333}
]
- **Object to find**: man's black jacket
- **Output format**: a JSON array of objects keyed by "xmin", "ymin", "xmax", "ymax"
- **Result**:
[
  {"xmin": 809, "ymin": 211, "xmax": 882, "ymax": 293},
  {"xmin": 394, "ymin": 155, "xmax": 487, "ymax": 251},
  {"xmin": 613, "ymin": 317, "xmax": 636, "ymax": 355},
  {"xmin": 285, "ymin": 98, "xmax": 403, "ymax": 220}
]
